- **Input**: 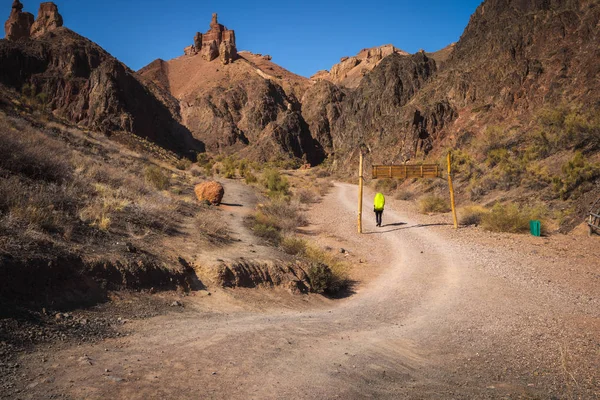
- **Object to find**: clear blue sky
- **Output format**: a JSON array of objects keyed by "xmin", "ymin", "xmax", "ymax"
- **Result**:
[{"xmin": 7, "ymin": 0, "xmax": 483, "ymax": 77}]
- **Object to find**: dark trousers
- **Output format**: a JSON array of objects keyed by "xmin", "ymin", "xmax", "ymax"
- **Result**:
[{"xmin": 375, "ymin": 210, "xmax": 383, "ymax": 226}]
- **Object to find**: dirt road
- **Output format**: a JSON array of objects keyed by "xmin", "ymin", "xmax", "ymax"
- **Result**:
[{"xmin": 13, "ymin": 183, "xmax": 599, "ymax": 399}]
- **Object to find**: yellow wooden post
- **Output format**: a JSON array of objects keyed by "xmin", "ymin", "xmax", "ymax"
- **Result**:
[
  {"xmin": 358, "ymin": 152, "xmax": 364, "ymax": 234},
  {"xmin": 447, "ymin": 151, "xmax": 458, "ymax": 229}
]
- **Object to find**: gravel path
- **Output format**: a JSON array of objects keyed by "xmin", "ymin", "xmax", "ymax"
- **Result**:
[{"xmin": 7, "ymin": 183, "xmax": 599, "ymax": 399}]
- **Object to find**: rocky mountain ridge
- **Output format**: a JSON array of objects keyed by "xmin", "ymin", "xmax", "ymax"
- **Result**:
[
  {"xmin": 311, "ymin": 44, "xmax": 410, "ymax": 88},
  {"xmin": 1, "ymin": 1, "xmax": 202, "ymax": 156},
  {"xmin": 138, "ymin": 14, "xmax": 323, "ymax": 164}
]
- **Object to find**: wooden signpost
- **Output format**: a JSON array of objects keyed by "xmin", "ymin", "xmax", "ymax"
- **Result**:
[
  {"xmin": 358, "ymin": 152, "xmax": 364, "ymax": 233},
  {"xmin": 359, "ymin": 151, "xmax": 459, "ymax": 233},
  {"xmin": 371, "ymin": 164, "xmax": 441, "ymax": 179}
]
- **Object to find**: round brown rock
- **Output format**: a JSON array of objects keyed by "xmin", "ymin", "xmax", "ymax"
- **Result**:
[{"xmin": 194, "ymin": 181, "xmax": 224, "ymax": 205}]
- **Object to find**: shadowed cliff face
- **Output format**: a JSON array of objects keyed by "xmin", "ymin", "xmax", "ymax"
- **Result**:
[
  {"xmin": 0, "ymin": 28, "xmax": 203, "ymax": 155},
  {"xmin": 302, "ymin": 52, "xmax": 446, "ymax": 170},
  {"xmin": 301, "ymin": 0, "xmax": 600, "ymax": 170}
]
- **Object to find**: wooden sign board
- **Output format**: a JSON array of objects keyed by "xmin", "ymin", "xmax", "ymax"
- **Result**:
[{"xmin": 372, "ymin": 164, "xmax": 440, "ymax": 179}]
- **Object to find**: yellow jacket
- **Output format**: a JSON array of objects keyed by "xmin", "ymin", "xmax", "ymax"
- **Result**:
[{"xmin": 374, "ymin": 192, "xmax": 385, "ymax": 211}]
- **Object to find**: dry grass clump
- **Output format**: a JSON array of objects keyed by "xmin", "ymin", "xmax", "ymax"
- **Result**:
[
  {"xmin": 144, "ymin": 166, "xmax": 170, "ymax": 190},
  {"xmin": 459, "ymin": 205, "xmax": 489, "ymax": 226},
  {"xmin": 259, "ymin": 201, "xmax": 307, "ymax": 231},
  {"xmin": 196, "ymin": 208, "xmax": 230, "ymax": 244},
  {"xmin": 248, "ymin": 198, "xmax": 307, "ymax": 246},
  {"xmin": 281, "ymin": 236, "xmax": 308, "ymax": 255},
  {"xmin": 244, "ymin": 172, "xmax": 258, "ymax": 184},
  {"xmin": 0, "ymin": 123, "xmax": 71, "ymax": 183},
  {"xmin": 418, "ymin": 195, "xmax": 451, "ymax": 214},
  {"xmin": 174, "ymin": 158, "xmax": 193, "ymax": 171}
]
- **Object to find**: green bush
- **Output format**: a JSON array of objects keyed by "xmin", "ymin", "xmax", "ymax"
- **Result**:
[
  {"xmin": 552, "ymin": 152, "xmax": 600, "ymax": 200},
  {"xmin": 222, "ymin": 156, "xmax": 237, "ymax": 179},
  {"xmin": 476, "ymin": 126, "xmax": 505, "ymax": 157},
  {"xmin": 448, "ymin": 149, "xmax": 479, "ymax": 181},
  {"xmin": 418, "ymin": 195, "xmax": 450, "ymax": 214},
  {"xmin": 534, "ymin": 107, "xmax": 600, "ymax": 154},
  {"xmin": 262, "ymin": 169, "xmax": 289, "ymax": 198},
  {"xmin": 144, "ymin": 166, "xmax": 170, "ymax": 190},
  {"xmin": 481, "ymin": 203, "xmax": 530, "ymax": 233},
  {"xmin": 251, "ymin": 222, "xmax": 281, "ymax": 245},
  {"xmin": 244, "ymin": 172, "xmax": 258, "ymax": 184}
]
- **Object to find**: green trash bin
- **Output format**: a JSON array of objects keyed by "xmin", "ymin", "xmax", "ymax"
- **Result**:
[{"xmin": 530, "ymin": 220, "xmax": 541, "ymax": 237}]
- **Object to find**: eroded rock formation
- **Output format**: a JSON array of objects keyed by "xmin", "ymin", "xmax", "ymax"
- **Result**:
[
  {"xmin": 30, "ymin": 2, "xmax": 63, "ymax": 38},
  {"xmin": 311, "ymin": 44, "xmax": 410, "ymax": 88},
  {"xmin": 183, "ymin": 13, "xmax": 237, "ymax": 64},
  {"xmin": 4, "ymin": 1, "xmax": 63, "ymax": 40},
  {"xmin": 4, "ymin": 0, "xmax": 34, "ymax": 40}
]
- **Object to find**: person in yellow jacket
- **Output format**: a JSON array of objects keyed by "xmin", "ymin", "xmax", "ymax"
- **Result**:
[{"xmin": 374, "ymin": 192, "xmax": 385, "ymax": 227}]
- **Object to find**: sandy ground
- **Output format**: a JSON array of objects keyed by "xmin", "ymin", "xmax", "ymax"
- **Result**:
[{"xmin": 5, "ymin": 183, "xmax": 599, "ymax": 399}]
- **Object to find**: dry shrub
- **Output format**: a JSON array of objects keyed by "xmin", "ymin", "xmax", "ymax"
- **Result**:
[
  {"xmin": 418, "ymin": 195, "xmax": 451, "ymax": 214},
  {"xmin": 395, "ymin": 190, "xmax": 414, "ymax": 201},
  {"xmin": 248, "ymin": 200, "xmax": 306, "ymax": 245},
  {"xmin": 375, "ymin": 178, "xmax": 398, "ymax": 193},
  {"xmin": 315, "ymin": 169, "xmax": 331, "ymax": 178},
  {"xmin": 480, "ymin": 203, "xmax": 547, "ymax": 234},
  {"xmin": 304, "ymin": 244, "xmax": 349, "ymax": 294},
  {"xmin": 552, "ymin": 152, "xmax": 600, "ymax": 200},
  {"xmin": 297, "ymin": 189, "xmax": 319, "ymax": 204},
  {"xmin": 259, "ymin": 201, "xmax": 307, "ymax": 232},
  {"xmin": 317, "ymin": 180, "xmax": 333, "ymax": 196},
  {"xmin": 459, "ymin": 205, "xmax": 489, "ymax": 226},
  {"xmin": 175, "ymin": 158, "xmax": 192, "ymax": 171},
  {"xmin": 281, "ymin": 236, "xmax": 307, "ymax": 255}
]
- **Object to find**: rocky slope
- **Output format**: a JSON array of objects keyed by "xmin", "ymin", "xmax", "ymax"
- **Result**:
[
  {"xmin": 139, "ymin": 14, "xmax": 323, "ymax": 164},
  {"xmin": 1, "ymin": 2, "xmax": 202, "ymax": 156}
]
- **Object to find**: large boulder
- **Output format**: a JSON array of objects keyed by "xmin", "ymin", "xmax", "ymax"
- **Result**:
[
  {"xmin": 194, "ymin": 181, "xmax": 224, "ymax": 205},
  {"xmin": 30, "ymin": 2, "xmax": 63, "ymax": 39}
]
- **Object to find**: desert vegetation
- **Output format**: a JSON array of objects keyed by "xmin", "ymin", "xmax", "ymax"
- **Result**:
[{"xmin": 0, "ymin": 111, "xmax": 223, "ymax": 278}]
